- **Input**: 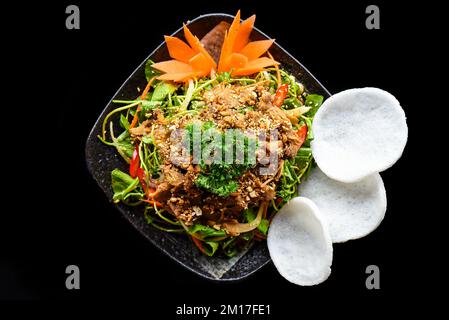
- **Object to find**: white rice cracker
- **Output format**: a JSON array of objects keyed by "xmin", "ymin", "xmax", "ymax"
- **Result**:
[
  {"xmin": 299, "ymin": 167, "xmax": 387, "ymax": 243},
  {"xmin": 312, "ymin": 87, "xmax": 408, "ymax": 183},
  {"xmin": 267, "ymin": 197, "xmax": 333, "ymax": 286}
]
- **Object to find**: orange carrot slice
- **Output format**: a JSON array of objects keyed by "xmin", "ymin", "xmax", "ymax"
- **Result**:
[
  {"xmin": 129, "ymin": 77, "xmax": 156, "ymax": 130},
  {"xmin": 240, "ymin": 39, "xmax": 275, "ymax": 61},
  {"xmin": 225, "ymin": 52, "xmax": 248, "ymax": 70},
  {"xmin": 140, "ymin": 76, "xmax": 156, "ymax": 100},
  {"xmin": 189, "ymin": 52, "xmax": 215, "ymax": 75},
  {"xmin": 157, "ymin": 71, "xmax": 200, "ymax": 82},
  {"xmin": 182, "ymin": 24, "xmax": 200, "ymax": 50},
  {"xmin": 218, "ymin": 10, "xmax": 241, "ymax": 72},
  {"xmin": 164, "ymin": 36, "xmax": 196, "ymax": 63},
  {"xmin": 226, "ymin": 9, "xmax": 241, "ymax": 44},
  {"xmin": 233, "ymin": 14, "xmax": 256, "ymax": 52},
  {"xmin": 151, "ymin": 60, "xmax": 193, "ymax": 74},
  {"xmin": 218, "ymin": 31, "xmax": 231, "ymax": 72},
  {"xmin": 232, "ymin": 57, "xmax": 279, "ymax": 76},
  {"xmin": 142, "ymin": 199, "xmax": 163, "ymax": 207},
  {"xmin": 183, "ymin": 24, "xmax": 217, "ymax": 69}
]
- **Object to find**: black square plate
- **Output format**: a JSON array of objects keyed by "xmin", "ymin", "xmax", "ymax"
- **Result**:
[{"xmin": 85, "ymin": 13, "xmax": 331, "ymax": 281}]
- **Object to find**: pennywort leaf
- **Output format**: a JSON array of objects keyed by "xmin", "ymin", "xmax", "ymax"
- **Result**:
[
  {"xmin": 304, "ymin": 94, "xmax": 324, "ymax": 117},
  {"xmin": 111, "ymin": 169, "xmax": 140, "ymax": 203}
]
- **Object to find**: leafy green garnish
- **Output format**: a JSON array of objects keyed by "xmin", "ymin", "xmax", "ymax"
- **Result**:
[
  {"xmin": 201, "ymin": 120, "xmax": 215, "ymax": 131},
  {"xmin": 141, "ymin": 100, "xmax": 161, "ymax": 109},
  {"xmin": 201, "ymin": 241, "xmax": 220, "ymax": 256},
  {"xmin": 98, "ymin": 127, "xmax": 134, "ymax": 161},
  {"xmin": 304, "ymin": 94, "xmax": 324, "ymax": 117},
  {"xmin": 195, "ymin": 165, "xmax": 241, "ymax": 197},
  {"xmin": 111, "ymin": 169, "xmax": 140, "ymax": 203},
  {"xmin": 258, "ymin": 219, "xmax": 270, "ymax": 235},
  {"xmin": 283, "ymin": 97, "xmax": 303, "ymax": 109},
  {"xmin": 277, "ymin": 145, "xmax": 313, "ymax": 204},
  {"xmin": 188, "ymin": 224, "xmax": 226, "ymax": 240},
  {"xmin": 119, "ymin": 114, "xmax": 130, "ymax": 130},
  {"xmin": 151, "ymin": 81, "xmax": 178, "ymax": 102},
  {"xmin": 115, "ymin": 130, "xmax": 134, "ymax": 158},
  {"xmin": 187, "ymin": 123, "xmax": 256, "ymax": 197},
  {"xmin": 141, "ymin": 135, "xmax": 154, "ymax": 145},
  {"xmin": 216, "ymin": 72, "xmax": 231, "ymax": 83},
  {"xmin": 222, "ymin": 237, "xmax": 238, "ymax": 257}
]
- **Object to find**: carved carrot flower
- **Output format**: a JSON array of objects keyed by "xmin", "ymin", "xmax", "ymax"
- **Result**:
[
  {"xmin": 151, "ymin": 25, "xmax": 217, "ymax": 82},
  {"xmin": 218, "ymin": 10, "xmax": 279, "ymax": 76}
]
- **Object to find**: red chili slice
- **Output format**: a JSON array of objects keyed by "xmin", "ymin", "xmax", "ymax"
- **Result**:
[
  {"xmin": 129, "ymin": 145, "xmax": 140, "ymax": 178},
  {"xmin": 136, "ymin": 167, "xmax": 147, "ymax": 190},
  {"xmin": 296, "ymin": 124, "xmax": 308, "ymax": 149},
  {"xmin": 273, "ymin": 84, "xmax": 289, "ymax": 107}
]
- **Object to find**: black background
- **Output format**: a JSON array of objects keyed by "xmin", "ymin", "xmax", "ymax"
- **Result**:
[{"xmin": 1, "ymin": 0, "xmax": 440, "ymax": 314}]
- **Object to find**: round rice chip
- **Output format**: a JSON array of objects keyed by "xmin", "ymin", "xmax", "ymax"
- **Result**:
[
  {"xmin": 299, "ymin": 167, "xmax": 387, "ymax": 243},
  {"xmin": 312, "ymin": 87, "xmax": 408, "ymax": 183},
  {"xmin": 267, "ymin": 197, "xmax": 332, "ymax": 286}
]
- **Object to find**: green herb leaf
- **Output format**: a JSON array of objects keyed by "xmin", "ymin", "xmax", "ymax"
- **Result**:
[
  {"xmin": 144, "ymin": 59, "xmax": 157, "ymax": 82},
  {"xmin": 116, "ymin": 131, "xmax": 134, "ymax": 158},
  {"xmin": 151, "ymin": 82, "xmax": 178, "ymax": 102},
  {"xmin": 141, "ymin": 135, "xmax": 154, "ymax": 145},
  {"xmin": 222, "ymin": 237, "xmax": 238, "ymax": 257},
  {"xmin": 283, "ymin": 97, "xmax": 303, "ymax": 108},
  {"xmin": 119, "ymin": 114, "xmax": 130, "ymax": 130},
  {"xmin": 257, "ymin": 219, "xmax": 269, "ymax": 235},
  {"xmin": 195, "ymin": 173, "xmax": 239, "ymax": 197},
  {"xmin": 202, "ymin": 121, "xmax": 215, "ymax": 131},
  {"xmin": 140, "ymin": 100, "xmax": 162, "ymax": 114},
  {"xmin": 188, "ymin": 224, "xmax": 226, "ymax": 240},
  {"xmin": 187, "ymin": 122, "xmax": 256, "ymax": 197},
  {"xmin": 201, "ymin": 241, "xmax": 219, "ymax": 256},
  {"xmin": 216, "ymin": 72, "xmax": 231, "ymax": 83},
  {"xmin": 243, "ymin": 207, "xmax": 256, "ymax": 222},
  {"xmin": 99, "ymin": 130, "xmax": 134, "ymax": 159},
  {"xmin": 304, "ymin": 94, "xmax": 324, "ymax": 117},
  {"xmin": 111, "ymin": 169, "xmax": 140, "ymax": 203}
]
